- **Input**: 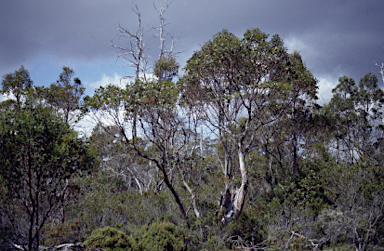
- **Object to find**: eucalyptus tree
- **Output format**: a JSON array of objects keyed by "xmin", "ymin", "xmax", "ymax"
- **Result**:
[
  {"xmin": 0, "ymin": 94, "xmax": 95, "ymax": 250},
  {"xmin": 180, "ymin": 28, "xmax": 317, "ymax": 223},
  {"xmin": 0, "ymin": 65, "xmax": 33, "ymax": 109},
  {"xmin": 323, "ymin": 73, "xmax": 384, "ymax": 165},
  {"xmin": 110, "ymin": 2, "xmax": 147, "ymax": 80},
  {"xmin": 86, "ymin": 1, "xmax": 202, "ymax": 220},
  {"xmin": 281, "ymin": 52, "xmax": 319, "ymax": 174},
  {"xmin": 252, "ymin": 51, "xmax": 319, "ymax": 186},
  {"xmin": 85, "ymin": 78, "xmax": 201, "ymax": 220},
  {"xmin": 317, "ymin": 72, "xmax": 384, "ymax": 250},
  {"xmin": 39, "ymin": 67, "xmax": 85, "ymax": 125}
]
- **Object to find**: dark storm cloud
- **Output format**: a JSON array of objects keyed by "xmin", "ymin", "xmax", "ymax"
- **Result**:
[
  {"xmin": 177, "ymin": 1, "xmax": 384, "ymax": 80},
  {"xmin": 1, "ymin": 0, "xmax": 384, "ymax": 88},
  {"xmin": 1, "ymin": 1, "xmax": 126, "ymax": 71},
  {"xmin": 170, "ymin": 0, "xmax": 384, "ymax": 81}
]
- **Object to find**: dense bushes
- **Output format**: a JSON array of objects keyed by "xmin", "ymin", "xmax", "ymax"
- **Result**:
[
  {"xmin": 83, "ymin": 222, "xmax": 186, "ymax": 251},
  {"xmin": 84, "ymin": 226, "xmax": 137, "ymax": 251},
  {"xmin": 136, "ymin": 221, "xmax": 186, "ymax": 251}
]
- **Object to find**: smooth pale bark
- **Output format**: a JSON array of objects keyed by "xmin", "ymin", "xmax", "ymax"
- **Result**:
[
  {"xmin": 221, "ymin": 148, "xmax": 248, "ymax": 223},
  {"xmin": 182, "ymin": 180, "xmax": 200, "ymax": 218},
  {"xmin": 235, "ymin": 148, "xmax": 248, "ymax": 217}
]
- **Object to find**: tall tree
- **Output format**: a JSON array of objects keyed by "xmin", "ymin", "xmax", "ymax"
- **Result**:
[
  {"xmin": 86, "ymin": 1, "xmax": 200, "ymax": 220},
  {"xmin": 110, "ymin": 2, "xmax": 147, "ymax": 80},
  {"xmin": 0, "ymin": 86, "xmax": 94, "ymax": 250},
  {"xmin": 38, "ymin": 66, "xmax": 85, "ymax": 125},
  {"xmin": 1, "ymin": 65, "xmax": 33, "ymax": 109},
  {"xmin": 260, "ymin": 52, "xmax": 319, "ymax": 177},
  {"xmin": 323, "ymin": 73, "xmax": 384, "ymax": 165},
  {"xmin": 85, "ymin": 77, "xmax": 201, "ymax": 220},
  {"xmin": 180, "ymin": 29, "xmax": 317, "ymax": 223}
]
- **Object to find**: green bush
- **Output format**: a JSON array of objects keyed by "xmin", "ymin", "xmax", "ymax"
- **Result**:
[
  {"xmin": 84, "ymin": 226, "xmax": 137, "ymax": 251},
  {"xmin": 203, "ymin": 235, "xmax": 231, "ymax": 251},
  {"xmin": 137, "ymin": 221, "xmax": 186, "ymax": 251}
]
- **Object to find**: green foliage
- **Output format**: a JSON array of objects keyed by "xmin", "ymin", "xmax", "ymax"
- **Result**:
[
  {"xmin": 203, "ymin": 235, "xmax": 231, "ymax": 251},
  {"xmin": 288, "ymin": 164, "xmax": 330, "ymax": 213},
  {"xmin": 37, "ymin": 66, "xmax": 85, "ymax": 124},
  {"xmin": 179, "ymin": 27, "xmax": 319, "ymax": 224},
  {"xmin": 68, "ymin": 171, "xmax": 182, "ymax": 237},
  {"xmin": 85, "ymin": 77, "xmax": 179, "ymax": 115},
  {"xmin": 261, "ymin": 148, "xmax": 332, "ymax": 218},
  {"xmin": 183, "ymin": 210, "xmax": 225, "ymax": 250},
  {"xmin": 323, "ymin": 244, "xmax": 357, "ymax": 251},
  {"xmin": 180, "ymin": 28, "xmax": 316, "ymax": 108},
  {"xmin": 0, "ymin": 97, "xmax": 95, "ymax": 249},
  {"xmin": 84, "ymin": 226, "xmax": 137, "ymax": 251},
  {"xmin": 154, "ymin": 56, "xmax": 180, "ymax": 81},
  {"xmin": 0, "ymin": 105, "xmax": 94, "ymax": 198},
  {"xmin": 324, "ymin": 73, "xmax": 384, "ymax": 165},
  {"xmin": 182, "ymin": 203, "xmax": 267, "ymax": 250},
  {"xmin": 0, "ymin": 65, "xmax": 33, "ymax": 107},
  {"xmin": 136, "ymin": 221, "xmax": 186, "ymax": 251}
]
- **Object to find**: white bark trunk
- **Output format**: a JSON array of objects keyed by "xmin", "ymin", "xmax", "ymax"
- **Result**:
[
  {"xmin": 235, "ymin": 149, "xmax": 248, "ymax": 216},
  {"xmin": 221, "ymin": 148, "xmax": 248, "ymax": 223}
]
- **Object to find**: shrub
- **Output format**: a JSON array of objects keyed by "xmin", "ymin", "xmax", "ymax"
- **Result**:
[
  {"xmin": 137, "ymin": 221, "xmax": 186, "ymax": 251},
  {"xmin": 84, "ymin": 226, "xmax": 137, "ymax": 251}
]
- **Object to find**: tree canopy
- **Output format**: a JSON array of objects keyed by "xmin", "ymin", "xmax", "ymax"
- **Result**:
[{"xmin": 0, "ymin": 68, "xmax": 95, "ymax": 251}]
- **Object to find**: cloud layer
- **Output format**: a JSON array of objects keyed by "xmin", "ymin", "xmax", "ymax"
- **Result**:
[{"xmin": 1, "ymin": 0, "xmax": 384, "ymax": 97}]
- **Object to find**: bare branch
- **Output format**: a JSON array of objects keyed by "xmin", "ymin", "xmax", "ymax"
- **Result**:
[
  {"xmin": 151, "ymin": 1, "xmax": 183, "ymax": 59},
  {"xmin": 375, "ymin": 62, "xmax": 384, "ymax": 84},
  {"xmin": 109, "ymin": 2, "xmax": 148, "ymax": 80}
]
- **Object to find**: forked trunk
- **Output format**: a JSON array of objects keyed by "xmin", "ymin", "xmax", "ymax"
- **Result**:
[{"xmin": 220, "ymin": 148, "xmax": 248, "ymax": 223}]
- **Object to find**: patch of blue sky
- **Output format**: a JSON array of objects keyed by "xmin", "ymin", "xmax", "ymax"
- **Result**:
[{"xmin": 26, "ymin": 53, "xmax": 136, "ymax": 96}]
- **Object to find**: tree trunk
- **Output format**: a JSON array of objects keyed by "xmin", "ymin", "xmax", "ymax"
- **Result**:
[
  {"xmin": 235, "ymin": 149, "xmax": 248, "ymax": 217},
  {"xmin": 220, "ymin": 148, "xmax": 248, "ymax": 223},
  {"xmin": 292, "ymin": 134, "xmax": 298, "ymax": 174},
  {"xmin": 161, "ymin": 168, "xmax": 187, "ymax": 219}
]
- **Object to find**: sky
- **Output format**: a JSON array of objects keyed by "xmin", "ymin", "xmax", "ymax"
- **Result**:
[{"xmin": 1, "ymin": 0, "xmax": 384, "ymax": 106}]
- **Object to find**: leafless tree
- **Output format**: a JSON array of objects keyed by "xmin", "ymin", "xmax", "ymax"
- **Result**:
[
  {"xmin": 109, "ymin": 1, "xmax": 181, "ymax": 81},
  {"xmin": 110, "ymin": 3, "xmax": 148, "ymax": 80},
  {"xmin": 151, "ymin": 1, "xmax": 181, "ymax": 60}
]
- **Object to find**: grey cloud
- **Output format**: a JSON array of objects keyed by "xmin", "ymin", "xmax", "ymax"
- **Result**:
[{"xmin": 1, "ymin": 0, "xmax": 384, "ymax": 86}]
